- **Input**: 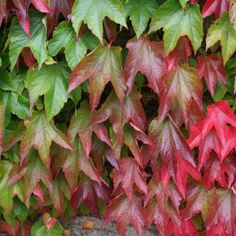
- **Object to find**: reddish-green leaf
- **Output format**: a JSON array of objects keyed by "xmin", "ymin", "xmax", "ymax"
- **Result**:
[
  {"xmin": 104, "ymin": 194, "xmax": 144, "ymax": 236},
  {"xmin": 20, "ymin": 111, "xmax": 73, "ymax": 169},
  {"xmin": 91, "ymin": 88, "xmax": 146, "ymax": 143},
  {"xmin": 68, "ymin": 45, "xmax": 126, "ymax": 111},
  {"xmin": 158, "ymin": 64, "xmax": 202, "ymax": 127},
  {"xmin": 124, "ymin": 35, "xmax": 167, "ymax": 95},
  {"xmin": 68, "ymin": 101, "xmax": 111, "ymax": 157},
  {"xmin": 112, "ymin": 157, "xmax": 147, "ymax": 201},
  {"xmin": 197, "ymin": 54, "xmax": 226, "ymax": 96},
  {"xmin": 146, "ymin": 116, "xmax": 200, "ymax": 197}
]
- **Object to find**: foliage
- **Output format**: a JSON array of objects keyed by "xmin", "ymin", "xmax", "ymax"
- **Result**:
[{"xmin": 0, "ymin": 0, "xmax": 236, "ymax": 235}]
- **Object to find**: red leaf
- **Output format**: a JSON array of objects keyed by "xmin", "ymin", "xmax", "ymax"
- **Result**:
[
  {"xmin": 0, "ymin": 220, "xmax": 20, "ymax": 236},
  {"xmin": 125, "ymin": 35, "xmax": 167, "ymax": 95},
  {"xmin": 68, "ymin": 45, "xmax": 126, "ymax": 111},
  {"xmin": 146, "ymin": 116, "xmax": 200, "ymax": 197},
  {"xmin": 158, "ymin": 64, "xmax": 202, "ymax": 127},
  {"xmin": 197, "ymin": 54, "xmax": 226, "ymax": 96},
  {"xmin": 166, "ymin": 37, "xmax": 192, "ymax": 72},
  {"xmin": 188, "ymin": 101, "xmax": 236, "ymax": 168},
  {"xmin": 46, "ymin": 0, "xmax": 73, "ymax": 35},
  {"xmin": 112, "ymin": 157, "xmax": 147, "ymax": 201},
  {"xmin": 71, "ymin": 174, "xmax": 111, "ymax": 216},
  {"xmin": 202, "ymin": 0, "xmax": 230, "ymax": 18},
  {"xmin": 12, "ymin": 0, "xmax": 51, "ymax": 37},
  {"xmin": 104, "ymin": 194, "xmax": 144, "ymax": 236},
  {"xmin": 68, "ymin": 101, "xmax": 111, "ymax": 157},
  {"xmin": 22, "ymin": 48, "xmax": 36, "ymax": 68},
  {"xmin": 91, "ymin": 88, "xmax": 146, "ymax": 143},
  {"xmin": 42, "ymin": 213, "xmax": 57, "ymax": 231}
]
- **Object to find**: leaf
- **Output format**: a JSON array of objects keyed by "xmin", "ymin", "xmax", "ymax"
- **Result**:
[
  {"xmin": 68, "ymin": 101, "xmax": 111, "ymax": 157},
  {"xmin": 166, "ymin": 37, "xmax": 192, "ymax": 72},
  {"xmin": 202, "ymin": 153, "xmax": 236, "ymax": 189},
  {"xmin": 68, "ymin": 45, "xmax": 126, "ymax": 111},
  {"xmin": 188, "ymin": 101, "xmax": 236, "ymax": 169},
  {"xmin": 146, "ymin": 116, "xmax": 200, "ymax": 197},
  {"xmin": 202, "ymin": 188, "xmax": 236, "ymax": 235},
  {"xmin": 0, "ymin": 104, "xmax": 5, "ymax": 155},
  {"xmin": 125, "ymin": 0, "xmax": 157, "ymax": 38},
  {"xmin": 206, "ymin": 13, "xmax": 236, "ymax": 64},
  {"xmin": 46, "ymin": 0, "xmax": 73, "ymax": 35},
  {"xmin": 20, "ymin": 111, "xmax": 73, "ymax": 169},
  {"xmin": 149, "ymin": 0, "xmax": 203, "ymax": 54},
  {"xmin": 158, "ymin": 64, "xmax": 202, "ymax": 127},
  {"xmin": 197, "ymin": 54, "xmax": 226, "ymax": 96},
  {"xmin": 124, "ymin": 35, "xmax": 167, "ymax": 95},
  {"xmin": 0, "ymin": 0, "xmax": 7, "ymax": 25},
  {"xmin": 91, "ymin": 88, "xmax": 146, "ymax": 143},
  {"xmin": 12, "ymin": 0, "xmax": 51, "ymax": 37},
  {"xmin": 230, "ymin": 0, "xmax": 236, "ymax": 30},
  {"xmin": 26, "ymin": 63, "xmax": 70, "ymax": 120},
  {"xmin": 8, "ymin": 11, "xmax": 47, "ymax": 70},
  {"xmin": 111, "ymin": 157, "xmax": 147, "ymax": 200},
  {"xmin": 202, "ymin": 0, "xmax": 230, "ymax": 18},
  {"xmin": 71, "ymin": 0, "xmax": 126, "ymax": 43},
  {"xmin": 31, "ymin": 219, "xmax": 63, "ymax": 236},
  {"xmin": 48, "ymin": 21, "xmax": 99, "ymax": 69},
  {"xmin": 104, "ymin": 194, "xmax": 144, "ymax": 236},
  {"xmin": 71, "ymin": 174, "xmax": 111, "ymax": 215}
]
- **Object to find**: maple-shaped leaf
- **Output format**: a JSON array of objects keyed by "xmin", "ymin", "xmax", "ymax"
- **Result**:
[
  {"xmin": 71, "ymin": 0, "xmax": 126, "ymax": 43},
  {"xmin": 146, "ymin": 116, "xmax": 200, "ymax": 197},
  {"xmin": 125, "ymin": 0, "xmax": 157, "ymax": 38},
  {"xmin": 124, "ymin": 35, "xmax": 167, "ymax": 95},
  {"xmin": 46, "ymin": 0, "xmax": 73, "ymax": 36},
  {"xmin": 158, "ymin": 64, "xmax": 202, "ymax": 127},
  {"xmin": 197, "ymin": 54, "xmax": 226, "ymax": 96},
  {"xmin": 68, "ymin": 101, "xmax": 111, "ymax": 157},
  {"xmin": 149, "ymin": 0, "xmax": 203, "ymax": 54},
  {"xmin": 0, "ymin": 104, "xmax": 5, "ymax": 155},
  {"xmin": 26, "ymin": 63, "xmax": 70, "ymax": 120},
  {"xmin": 20, "ymin": 111, "xmax": 73, "ymax": 169},
  {"xmin": 8, "ymin": 11, "xmax": 47, "ymax": 70},
  {"xmin": 71, "ymin": 174, "xmax": 111, "ymax": 216},
  {"xmin": 166, "ymin": 37, "xmax": 192, "ymax": 72},
  {"xmin": 20, "ymin": 151, "xmax": 53, "ymax": 203},
  {"xmin": 202, "ymin": 0, "xmax": 230, "ymax": 18},
  {"xmin": 68, "ymin": 45, "xmax": 126, "ymax": 111},
  {"xmin": 203, "ymin": 153, "xmax": 236, "ymax": 189},
  {"xmin": 202, "ymin": 188, "xmax": 236, "ymax": 235},
  {"xmin": 11, "ymin": 0, "xmax": 51, "ymax": 38},
  {"xmin": 53, "ymin": 139, "xmax": 103, "ymax": 191},
  {"xmin": 206, "ymin": 13, "xmax": 236, "ymax": 64},
  {"xmin": 48, "ymin": 21, "xmax": 99, "ymax": 69},
  {"xmin": 91, "ymin": 88, "xmax": 146, "ymax": 143},
  {"xmin": 104, "ymin": 193, "xmax": 144, "ymax": 236},
  {"xmin": 188, "ymin": 100, "xmax": 236, "ymax": 169},
  {"xmin": 111, "ymin": 157, "xmax": 147, "ymax": 201}
]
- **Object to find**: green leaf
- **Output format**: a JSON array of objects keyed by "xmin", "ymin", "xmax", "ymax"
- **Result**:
[
  {"xmin": 48, "ymin": 21, "xmax": 99, "ymax": 69},
  {"xmin": 206, "ymin": 13, "xmax": 236, "ymax": 64},
  {"xmin": 179, "ymin": 0, "xmax": 188, "ymax": 8},
  {"xmin": 125, "ymin": 0, "xmax": 157, "ymax": 38},
  {"xmin": 149, "ymin": 0, "xmax": 203, "ymax": 54},
  {"xmin": 20, "ymin": 111, "xmax": 73, "ymax": 168},
  {"xmin": 71, "ymin": 0, "xmax": 127, "ymax": 42},
  {"xmin": 26, "ymin": 63, "xmax": 70, "ymax": 120},
  {"xmin": 8, "ymin": 11, "xmax": 47, "ymax": 70},
  {"xmin": 13, "ymin": 198, "xmax": 28, "ymax": 223},
  {"xmin": 31, "ymin": 219, "xmax": 63, "ymax": 236}
]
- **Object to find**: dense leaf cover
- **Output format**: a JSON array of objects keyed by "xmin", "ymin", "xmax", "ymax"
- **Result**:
[{"xmin": 0, "ymin": 0, "xmax": 236, "ymax": 235}]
